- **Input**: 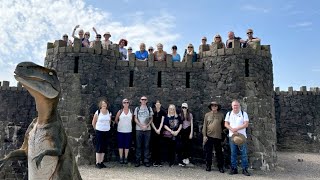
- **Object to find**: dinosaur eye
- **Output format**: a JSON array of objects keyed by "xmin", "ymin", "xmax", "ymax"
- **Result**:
[{"xmin": 49, "ymin": 72, "xmax": 53, "ymax": 76}]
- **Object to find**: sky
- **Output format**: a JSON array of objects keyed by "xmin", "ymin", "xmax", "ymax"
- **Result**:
[{"xmin": 0, "ymin": 0, "xmax": 319, "ymax": 91}]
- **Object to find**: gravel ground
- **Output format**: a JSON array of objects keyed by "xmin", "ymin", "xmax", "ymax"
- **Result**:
[{"xmin": 79, "ymin": 152, "xmax": 320, "ymax": 180}]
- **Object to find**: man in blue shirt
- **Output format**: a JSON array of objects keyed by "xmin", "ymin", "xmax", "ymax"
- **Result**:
[{"xmin": 135, "ymin": 43, "xmax": 148, "ymax": 61}]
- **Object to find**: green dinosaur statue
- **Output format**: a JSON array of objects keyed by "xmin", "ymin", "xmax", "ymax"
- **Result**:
[{"xmin": 0, "ymin": 62, "xmax": 82, "ymax": 180}]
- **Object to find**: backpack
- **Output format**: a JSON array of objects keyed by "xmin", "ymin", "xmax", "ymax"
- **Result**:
[
  {"xmin": 136, "ymin": 106, "xmax": 152, "ymax": 119},
  {"xmin": 227, "ymin": 110, "xmax": 244, "ymax": 117}
]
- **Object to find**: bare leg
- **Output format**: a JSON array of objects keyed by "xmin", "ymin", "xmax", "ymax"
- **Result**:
[
  {"xmin": 119, "ymin": 149, "xmax": 123, "ymax": 159},
  {"xmin": 124, "ymin": 149, "xmax": 129, "ymax": 159}
]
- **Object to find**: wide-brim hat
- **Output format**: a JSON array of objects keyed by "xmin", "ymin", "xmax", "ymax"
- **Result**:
[
  {"xmin": 118, "ymin": 39, "xmax": 128, "ymax": 46},
  {"xmin": 208, "ymin": 101, "xmax": 221, "ymax": 110},
  {"xmin": 104, "ymin": 32, "xmax": 111, "ymax": 37},
  {"xmin": 232, "ymin": 133, "xmax": 246, "ymax": 145}
]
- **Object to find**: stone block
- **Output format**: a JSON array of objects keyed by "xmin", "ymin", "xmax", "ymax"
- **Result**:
[
  {"xmin": 225, "ymin": 48, "xmax": 234, "ymax": 55},
  {"xmin": 154, "ymin": 61, "xmax": 166, "ymax": 68},
  {"xmin": 148, "ymin": 60, "xmax": 154, "ymax": 67},
  {"xmin": 247, "ymin": 41, "xmax": 261, "ymax": 50},
  {"xmin": 173, "ymin": 62, "xmax": 186, "ymax": 68},
  {"xmin": 117, "ymin": 60, "xmax": 129, "ymax": 67},
  {"xmin": 81, "ymin": 47, "xmax": 88, "ymax": 53},
  {"xmin": 2, "ymin": 81, "xmax": 9, "ymax": 87},
  {"xmin": 234, "ymin": 47, "xmax": 240, "ymax": 54},
  {"xmin": 47, "ymin": 42, "xmax": 54, "ymax": 49},
  {"xmin": 230, "ymin": 39, "xmax": 241, "ymax": 48},
  {"xmin": 148, "ymin": 54, "xmax": 155, "ymax": 62},
  {"xmin": 88, "ymin": 48, "xmax": 94, "ymax": 54},
  {"xmin": 261, "ymin": 45, "xmax": 271, "ymax": 52},
  {"xmin": 300, "ymin": 86, "xmax": 307, "ymax": 92},
  {"xmin": 186, "ymin": 54, "xmax": 193, "ymax": 68},
  {"xmin": 129, "ymin": 53, "xmax": 136, "ymax": 61},
  {"xmin": 17, "ymin": 82, "xmax": 22, "ymax": 88},
  {"xmin": 192, "ymin": 62, "xmax": 203, "ymax": 68},
  {"xmin": 73, "ymin": 38, "xmax": 81, "ymax": 52},
  {"xmin": 46, "ymin": 48, "xmax": 54, "ymax": 55},
  {"xmin": 66, "ymin": 47, "xmax": 73, "ymax": 53},
  {"xmin": 54, "ymin": 40, "xmax": 67, "ymax": 47},
  {"xmin": 94, "ymin": 41, "xmax": 102, "ymax": 54},
  {"xmin": 288, "ymin": 87, "xmax": 293, "ymax": 95},
  {"xmin": 199, "ymin": 44, "xmax": 210, "ymax": 52},
  {"xmin": 59, "ymin": 47, "xmax": 66, "ymax": 53},
  {"xmin": 136, "ymin": 60, "xmax": 148, "ymax": 67},
  {"xmin": 102, "ymin": 49, "xmax": 108, "ymax": 55},
  {"xmin": 10, "ymin": 87, "xmax": 18, "ymax": 91},
  {"xmin": 275, "ymin": 87, "xmax": 280, "ymax": 95},
  {"xmin": 166, "ymin": 54, "xmax": 173, "ymax": 67},
  {"xmin": 217, "ymin": 48, "xmax": 225, "ymax": 56}
]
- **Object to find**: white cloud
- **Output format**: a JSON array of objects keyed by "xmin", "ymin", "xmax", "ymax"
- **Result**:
[
  {"xmin": 0, "ymin": 0, "xmax": 180, "ymax": 85},
  {"xmin": 241, "ymin": 4, "xmax": 270, "ymax": 13}
]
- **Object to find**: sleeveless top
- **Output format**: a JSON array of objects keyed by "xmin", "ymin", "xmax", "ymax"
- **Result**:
[
  {"xmin": 117, "ymin": 109, "xmax": 132, "ymax": 133},
  {"xmin": 95, "ymin": 110, "xmax": 112, "ymax": 131}
]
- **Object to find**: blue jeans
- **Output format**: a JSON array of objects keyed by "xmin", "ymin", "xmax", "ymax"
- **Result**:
[
  {"xmin": 136, "ymin": 130, "xmax": 151, "ymax": 163},
  {"xmin": 229, "ymin": 138, "xmax": 248, "ymax": 169}
]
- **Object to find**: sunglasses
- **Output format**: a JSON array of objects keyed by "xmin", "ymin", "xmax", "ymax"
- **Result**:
[
  {"xmin": 215, "ymin": 37, "xmax": 221, "ymax": 38},
  {"xmin": 63, "ymin": 36, "xmax": 68, "ymax": 38},
  {"xmin": 96, "ymin": 36, "xmax": 101, "ymax": 38},
  {"xmin": 141, "ymin": 99, "xmax": 147, "ymax": 101},
  {"xmin": 202, "ymin": 39, "xmax": 207, "ymax": 41},
  {"xmin": 128, "ymin": 49, "xmax": 132, "ymax": 50},
  {"xmin": 85, "ymin": 34, "xmax": 90, "ymax": 36},
  {"xmin": 148, "ymin": 49, "xmax": 153, "ymax": 51},
  {"xmin": 123, "ymin": 102, "xmax": 129, "ymax": 104},
  {"xmin": 188, "ymin": 46, "xmax": 193, "ymax": 48},
  {"xmin": 247, "ymin": 32, "xmax": 253, "ymax": 34},
  {"xmin": 182, "ymin": 107, "xmax": 187, "ymax": 109}
]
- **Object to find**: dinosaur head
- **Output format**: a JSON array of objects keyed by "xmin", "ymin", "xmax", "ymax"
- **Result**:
[{"xmin": 14, "ymin": 62, "xmax": 60, "ymax": 99}]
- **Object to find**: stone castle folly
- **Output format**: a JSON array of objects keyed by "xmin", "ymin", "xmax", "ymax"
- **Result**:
[{"xmin": 1, "ymin": 37, "xmax": 319, "ymax": 179}]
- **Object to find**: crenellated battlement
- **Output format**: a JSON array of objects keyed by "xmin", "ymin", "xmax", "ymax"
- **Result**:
[
  {"xmin": 0, "ymin": 81, "xmax": 25, "ymax": 91},
  {"xmin": 275, "ymin": 86, "xmax": 320, "ymax": 95}
]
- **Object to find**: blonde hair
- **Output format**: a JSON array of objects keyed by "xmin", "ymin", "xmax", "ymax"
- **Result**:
[{"xmin": 167, "ymin": 104, "xmax": 178, "ymax": 118}]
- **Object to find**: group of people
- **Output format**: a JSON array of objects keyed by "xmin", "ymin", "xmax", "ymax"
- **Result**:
[
  {"xmin": 61, "ymin": 26, "xmax": 260, "ymax": 62},
  {"xmin": 91, "ymin": 98, "xmax": 251, "ymax": 176}
]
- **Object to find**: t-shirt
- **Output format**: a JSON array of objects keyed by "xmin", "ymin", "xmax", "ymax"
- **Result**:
[
  {"xmin": 154, "ymin": 51, "xmax": 167, "ymax": 61},
  {"xmin": 181, "ymin": 113, "xmax": 193, "ymax": 129},
  {"xmin": 95, "ymin": 110, "xmax": 112, "ymax": 131},
  {"xmin": 224, "ymin": 110, "xmax": 249, "ymax": 138},
  {"xmin": 102, "ymin": 40, "xmax": 112, "ymax": 49},
  {"xmin": 202, "ymin": 111, "xmax": 224, "ymax": 139},
  {"xmin": 119, "ymin": 47, "xmax": 128, "ymax": 60},
  {"xmin": 153, "ymin": 109, "xmax": 166, "ymax": 129},
  {"xmin": 135, "ymin": 50, "xmax": 148, "ymax": 60},
  {"xmin": 134, "ymin": 106, "xmax": 154, "ymax": 131},
  {"xmin": 164, "ymin": 115, "xmax": 182, "ymax": 131},
  {"xmin": 117, "ymin": 109, "xmax": 132, "ymax": 133},
  {"xmin": 172, "ymin": 54, "xmax": 181, "ymax": 62}
]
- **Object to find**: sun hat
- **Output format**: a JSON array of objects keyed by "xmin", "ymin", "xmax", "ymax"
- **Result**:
[
  {"xmin": 232, "ymin": 133, "xmax": 246, "ymax": 145},
  {"xmin": 181, "ymin": 103, "xmax": 188, "ymax": 109}
]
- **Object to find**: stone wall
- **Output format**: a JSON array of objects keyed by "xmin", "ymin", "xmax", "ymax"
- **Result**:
[
  {"xmin": 0, "ymin": 82, "xmax": 36, "ymax": 180},
  {"xmin": 275, "ymin": 86, "xmax": 320, "ymax": 153},
  {"xmin": 43, "ymin": 40, "xmax": 276, "ymax": 170}
]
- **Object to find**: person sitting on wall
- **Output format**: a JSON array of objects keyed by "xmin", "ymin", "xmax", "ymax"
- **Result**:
[
  {"xmin": 226, "ymin": 31, "xmax": 246, "ymax": 48},
  {"xmin": 89, "ymin": 34, "xmax": 102, "ymax": 48},
  {"xmin": 199, "ymin": 36, "xmax": 210, "ymax": 53},
  {"xmin": 154, "ymin": 43, "xmax": 167, "ymax": 61},
  {"xmin": 212, "ymin": 34, "xmax": 226, "ymax": 49},
  {"xmin": 183, "ymin": 44, "xmax": 197, "ymax": 62},
  {"xmin": 82, "ymin": 31, "xmax": 91, "ymax": 48},
  {"xmin": 171, "ymin": 45, "xmax": 181, "ymax": 62},
  {"xmin": 148, "ymin": 46, "xmax": 154, "ymax": 56},
  {"xmin": 224, "ymin": 99, "xmax": 251, "ymax": 176},
  {"xmin": 135, "ymin": 43, "xmax": 148, "ymax": 61},
  {"xmin": 243, "ymin": 29, "xmax": 261, "ymax": 48},
  {"xmin": 119, "ymin": 39, "xmax": 128, "ymax": 60},
  {"xmin": 102, "ymin": 32, "xmax": 113, "ymax": 50},
  {"xmin": 62, "ymin": 34, "xmax": 73, "ymax": 47},
  {"xmin": 128, "ymin": 47, "xmax": 133, "ymax": 55}
]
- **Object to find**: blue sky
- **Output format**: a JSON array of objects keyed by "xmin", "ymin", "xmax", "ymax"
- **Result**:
[{"xmin": 0, "ymin": 0, "xmax": 319, "ymax": 90}]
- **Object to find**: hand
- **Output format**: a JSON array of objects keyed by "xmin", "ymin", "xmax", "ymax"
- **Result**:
[
  {"xmin": 33, "ymin": 153, "xmax": 45, "ymax": 169},
  {"xmin": 203, "ymin": 136, "xmax": 208, "ymax": 143},
  {"xmin": 230, "ymin": 128, "xmax": 238, "ymax": 133},
  {"xmin": 156, "ymin": 129, "xmax": 160, "ymax": 135},
  {"xmin": 92, "ymin": 27, "xmax": 96, "ymax": 32},
  {"xmin": 189, "ymin": 134, "xmax": 193, "ymax": 139},
  {"xmin": 74, "ymin": 25, "xmax": 80, "ymax": 29}
]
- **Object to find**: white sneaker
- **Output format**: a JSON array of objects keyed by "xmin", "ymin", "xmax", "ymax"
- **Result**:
[
  {"xmin": 185, "ymin": 158, "xmax": 190, "ymax": 165},
  {"xmin": 182, "ymin": 159, "xmax": 187, "ymax": 164}
]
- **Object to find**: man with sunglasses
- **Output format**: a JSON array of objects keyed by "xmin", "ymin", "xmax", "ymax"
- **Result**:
[
  {"xmin": 243, "ymin": 29, "xmax": 261, "ymax": 48},
  {"xmin": 90, "ymin": 34, "xmax": 102, "ymax": 48},
  {"xmin": 134, "ymin": 96, "xmax": 153, "ymax": 167},
  {"xmin": 71, "ymin": 24, "xmax": 84, "ymax": 41},
  {"xmin": 62, "ymin": 34, "xmax": 73, "ymax": 47},
  {"xmin": 226, "ymin": 31, "xmax": 246, "ymax": 48},
  {"xmin": 202, "ymin": 101, "xmax": 225, "ymax": 173},
  {"xmin": 199, "ymin": 36, "xmax": 210, "ymax": 53}
]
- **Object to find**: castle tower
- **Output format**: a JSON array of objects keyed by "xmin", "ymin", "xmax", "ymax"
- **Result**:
[{"xmin": 44, "ymin": 39, "xmax": 276, "ymax": 169}]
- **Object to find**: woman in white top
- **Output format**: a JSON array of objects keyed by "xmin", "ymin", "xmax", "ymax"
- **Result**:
[
  {"xmin": 92, "ymin": 99, "xmax": 112, "ymax": 169},
  {"xmin": 119, "ymin": 39, "xmax": 128, "ymax": 60},
  {"xmin": 115, "ymin": 98, "xmax": 133, "ymax": 164}
]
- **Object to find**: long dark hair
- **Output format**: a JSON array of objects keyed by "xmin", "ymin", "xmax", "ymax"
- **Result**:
[{"xmin": 181, "ymin": 109, "xmax": 191, "ymax": 121}]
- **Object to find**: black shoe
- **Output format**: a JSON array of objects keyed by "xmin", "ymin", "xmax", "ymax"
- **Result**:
[
  {"xmin": 206, "ymin": 166, "xmax": 211, "ymax": 171},
  {"xmin": 135, "ymin": 162, "xmax": 140, "ymax": 167},
  {"xmin": 95, "ymin": 163, "xmax": 102, "ymax": 169},
  {"xmin": 219, "ymin": 167, "xmax": 225, "ymax": 173},
  {"xmin": 242, "ymin": 169, "xmax": 250, "ymax": 176},
  {"xmin": 229, "ymin": 168, "xmax": 238, "ymax": 175},
  {"xmin": 100, "ymin": 162, "xmax": 107, "ymax": 168},
  {"xmin": 120, "ymin": 158, "xmax": 124, "ymax": 164},
  {"xmin": 158, "ymin": 162, "xmax": 163, "ymax": 167},
  {"xmin": 153, "ymin": 163, "xmax": 158, "ymax": 167},
  {"xmin": 169, "ymin": 163, "xmax": 174, "ymax": 167},
  {"xmin": 144, "ymin": 162, "xmax": 150, "ymax": 167},
  {"xmin": 124, "ymin": 158, "xmax": 128, "ymax": 164}
]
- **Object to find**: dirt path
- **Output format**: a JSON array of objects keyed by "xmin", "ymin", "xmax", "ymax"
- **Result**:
[{"xmin": 79, "ymin": 152, "xmax": 320, "ymax": 180}]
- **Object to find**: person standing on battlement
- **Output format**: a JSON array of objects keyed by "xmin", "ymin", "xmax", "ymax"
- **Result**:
[
  {"xmin": 72, "ymin": 25, "xmax": 88, "ymax": 47},
  {"xmin": 171, "ymin": 45, "xmax": 181, "ymax": 62},
  {"xmin": 102, "ymin": 32, "xmax": 113, "ymax": 50},
  {"xmin": 183, "ymin": 44, "xmax": 197, "ymax": 62},
  {"xmin": 148, "ymin": 46, "xmax": 154, "ymax": 56},
  {"xmin": 154, "ymin": 43, "xmax": 167, "ymax": 61},
  {"xmin": 62, "ymin": 34, "xmax": 73, "ymax": 47},
  {"xmin": 226, "ymin": 31, "xmax": 246, "ymax": 48},
  {"xmin": 243, "ymin": 29, "xmax": 261, "ymax": 48},
  {"xmin": 135, "ymin": 43, "xmax": 148, "ymax": 61},
  {"xmin": 119, "ymin": 39, "xmax": 128, "ymax": 60},
  {"xmin": 224, "ymin": 100, "xmax": 251, "ymax": 176},
  {"xmin": 82, "ymin": 32, "xmax": 91, "ymax": 48},
  {"xmin": 199, "ymin": 36, "xmax": 210, "ymax": 53},
  {"xmin": 212, "ymin": 34, "xmax": 226, "ymax": 49},
  {"xmin": 89, "ymin": 34, "xmax": 102, "ymax": 48}
]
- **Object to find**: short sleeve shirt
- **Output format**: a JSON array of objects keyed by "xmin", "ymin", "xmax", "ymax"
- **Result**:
[
  {"xmin": 134, "ymin": 106, "xmax": 154, "ymax": 131},
  {"xmin": 164, "ymin": 115, "xmax": 182, "ymax": 131},
  {"xmin": 224, "ymin": 111, "xmax": 249, "ymax": 138}
]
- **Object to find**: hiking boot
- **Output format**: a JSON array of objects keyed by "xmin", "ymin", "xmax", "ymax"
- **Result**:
[
  {"xmin": 144, "ymin": 162, "xmax": 150, "ymax": 167},
  {"xmin": 100, "ymin": 162, "xmax": 106, "ymax": 168},
  {"xmin": 153, "ymin": 163, "xmax": 158, "ymax": 167},
  {"xmin": 229, "ymin": 168, "xmax": 238, "ymax": 175},
  {"xmin": 95, "ymin": 163, "xmax": 102, "ymax": 169},
  {"xmin": 135, "ymin": 162, "xmax": 140, "ymax": 167},
  {"xmin": 123, "ymin": 158, "xmax": 128, "ymax": 164},
  {"xmin": 242, "ymin": 169, "xmax": 250, "ymax": 176},
  {"xmin": 119, "ymin": 158, "xmax": 124, "ymax": 164},
  {"xmin": 219, "ymin": 167, "xmax": 225, "ymax": 173}
]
